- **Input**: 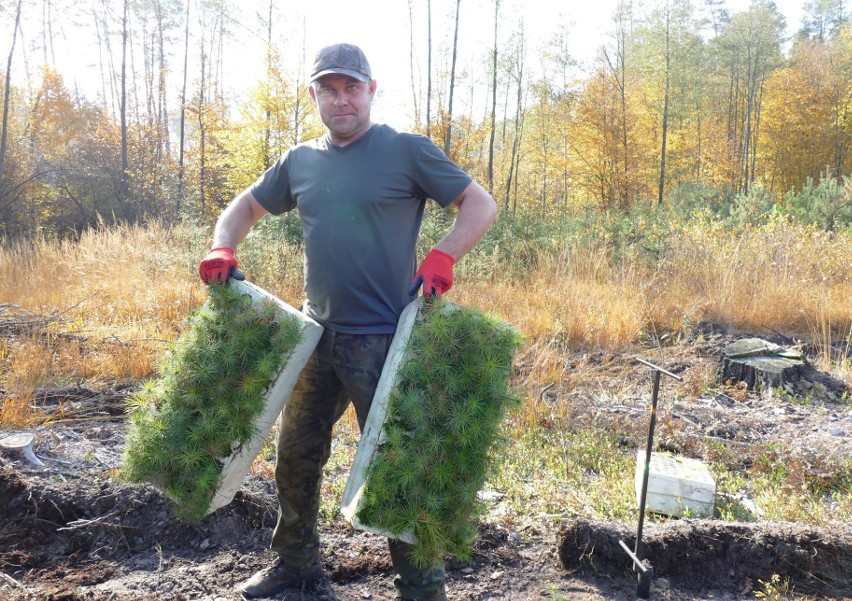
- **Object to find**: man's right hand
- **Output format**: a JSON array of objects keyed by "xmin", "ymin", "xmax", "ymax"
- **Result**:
[{"xmin": 199, "ymin": 247, "xmax": 244, "ymax": 283}]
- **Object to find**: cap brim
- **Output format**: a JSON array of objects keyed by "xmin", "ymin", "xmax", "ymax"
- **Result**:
[{"xmin": 310, "ymin": 68, "xmax": 371, "ymax": 83}]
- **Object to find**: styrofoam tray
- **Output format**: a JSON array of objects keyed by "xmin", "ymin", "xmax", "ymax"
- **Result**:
[
  {"xmin": 635, "ymin": 450, "xmax": 716, "ymax": 518},
  {"xmin": 340, "ymin": 299, "xmax": 420, "ymax": 543},
  {"xmin": 206, "ymin": 280, "xmax": 323, "ymax": 514}
]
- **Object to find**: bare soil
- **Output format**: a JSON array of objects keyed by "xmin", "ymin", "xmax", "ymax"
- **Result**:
[{"xmin": 1, "ymin": 322, "xmax": 850, "ymax": 601}]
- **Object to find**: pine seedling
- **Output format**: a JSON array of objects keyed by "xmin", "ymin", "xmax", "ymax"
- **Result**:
[
  {"xmin": 396, "ymin": 387, "xmax": 427, "ymax": 426},
  {"xmin": 122, "ymin": 283, "xmax": 304, "ymax": 522},
  {"xmin": 356, "ymin": 299, "xmax": 523, "ymax": 567},
  {"xmin": 396, "ymin": 456, "xmax": 419, "ymax": 490}
]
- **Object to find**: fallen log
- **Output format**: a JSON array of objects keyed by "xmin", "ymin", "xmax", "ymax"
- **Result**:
[{"xmin": 0, "ymin": 304, "xmax": 62, "ymax": 336}]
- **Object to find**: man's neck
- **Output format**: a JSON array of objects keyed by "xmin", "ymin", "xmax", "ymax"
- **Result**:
[{"xmin": 329, "ymin": 122, "xmax": 374, "ymax": 147}]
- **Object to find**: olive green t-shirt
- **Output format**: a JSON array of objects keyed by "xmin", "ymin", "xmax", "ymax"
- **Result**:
[{"xmin": 250, "ymin": 124, "xmax": 472, "ymax": 334}]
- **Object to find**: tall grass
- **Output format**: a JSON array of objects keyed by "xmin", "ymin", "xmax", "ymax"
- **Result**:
[
  {"xmin": 0, "ymin": 221, "xmax": 211, "ymax": 423},
  {"xmin": 0, "ymin": 220, "xmax": 208, "ymax": 339},
  {"xmin": 2, "ymin": 213, "xmax": 849, "ymax": 419}
]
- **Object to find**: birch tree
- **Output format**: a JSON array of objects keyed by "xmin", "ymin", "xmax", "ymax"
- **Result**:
[
  {"xmin": 713, "ymin": 1, "xmax": 784, "ymax": 194},
  {"xmin": 443, "ymin": 0, "xmax": 461, "ymax": 160},
  {"xmin": 487, "ymin": 0, "xmax": 499, "ymax": 194},
  {"xmin": 0, "ymin": 0, "xmax": 23, "ymax": 189}
]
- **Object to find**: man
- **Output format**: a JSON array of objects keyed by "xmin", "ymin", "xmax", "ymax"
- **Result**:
[{"xmin": 199, "ymin": 42, "xmax": 497, "ymax": 601}]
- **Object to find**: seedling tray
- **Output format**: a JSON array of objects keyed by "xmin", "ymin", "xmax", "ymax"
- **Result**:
[
  {"xmin": 123, "ymin": 279, "xmax": 323, "ymax": 521},
  {"xmin": 340, "ymin": 298, "xmax": 522, "ymax": 566},
  {"xmin": 206, "ymin": 280, "xmax": 323, "ymax": 514},
  {"xmin": 634, "ymin": 451, "xmax": 716, "ymax": 518}
]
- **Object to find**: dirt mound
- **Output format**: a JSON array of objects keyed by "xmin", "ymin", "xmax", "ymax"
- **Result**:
[
  {"xmin": 0, "ymin": 468, "xmax": 275, "ymax": 565},
  {"xmin": 0, "ymin": 464, "xmax": 570, "ymax": 600},
  {"xmin": 559, "ymin": 518, "xmax": 852, "ymax": 598},
  {"xmin": 3, "ymin": 458, "xmax": 850, "ymax": 600}
]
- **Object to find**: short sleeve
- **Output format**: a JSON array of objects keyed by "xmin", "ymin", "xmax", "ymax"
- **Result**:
[
  {"xmin": 411, "ymin": 138, "xmax": 472, "ymax": 208},
  {"xmin": 250, "ymin": 153, "xmax": 296, "ymax": 215}
]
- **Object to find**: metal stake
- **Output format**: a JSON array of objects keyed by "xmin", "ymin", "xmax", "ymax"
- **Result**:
[{"xmin": 620, "ymin": 358, "xmax": 682, "ymax": 599}]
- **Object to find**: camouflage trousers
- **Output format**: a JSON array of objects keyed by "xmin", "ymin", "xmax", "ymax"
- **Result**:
[{"xmin": 271, "ymin": 327, "xmax": 445, "ymax": 599}]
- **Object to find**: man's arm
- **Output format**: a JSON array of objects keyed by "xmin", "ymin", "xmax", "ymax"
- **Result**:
[
  {"xmin": 198, "ymin": 189, "xmax": 269, "ymax": 283},
  {"xmin": 434, "ymin": 181, "xmax": 497, "ymax": 260},
  {"xmin": 211, "ymin": 189, "xmax": 269, "ymax": 249}
]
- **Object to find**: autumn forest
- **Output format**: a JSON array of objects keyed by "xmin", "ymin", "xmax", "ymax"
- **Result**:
[{"xmin": 0, "ymin": 0, "xmax": 851, "ymax": 238}]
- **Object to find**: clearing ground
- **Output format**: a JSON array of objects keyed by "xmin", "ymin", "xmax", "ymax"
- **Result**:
[{"xmin": 1, "ymin": 322, "xmax": 850, "ymax": 601}]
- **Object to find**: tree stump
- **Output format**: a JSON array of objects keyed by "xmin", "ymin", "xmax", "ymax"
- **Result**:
[{"xmin": 717, "ymin": 338, "xmax": 805, "ymax": 390}]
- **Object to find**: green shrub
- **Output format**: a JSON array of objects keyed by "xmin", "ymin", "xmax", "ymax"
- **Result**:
[
  {"xmin": 727, "ymin": 185, "xmax": 780, "ymax": 227},
  {"xmin": 418, "ymin": 208, "xmax": 569, "ymax": 281},
  {"xmin": 664, "ymin": 182, "xmax": 734, "ymax": 221},
  {"xmin": 122, "ymin": 282, "xmax": 303, "ymax": 522},
  {"xmin": 356, "ymin": 300, "xmax": 524, "ymax": 567},
  {"xmin": 784, "ymin": 169, "xmax": 852, "ymax": 231}
]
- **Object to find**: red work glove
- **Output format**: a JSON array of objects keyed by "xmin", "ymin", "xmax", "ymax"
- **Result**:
[
  {"xmin": 199, "ymin": 247, "xmax": 245, "ymax": 284},
  {"xmin": 410, "ymin": 248, "xmax": 455, "ymax": 299}
]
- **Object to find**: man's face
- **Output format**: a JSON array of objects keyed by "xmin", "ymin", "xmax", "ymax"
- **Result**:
[{"xmin": 309, "ymin": 74, "xmax": 377, "ymax": 146}]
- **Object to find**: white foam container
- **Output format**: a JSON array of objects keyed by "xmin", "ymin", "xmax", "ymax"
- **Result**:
[
  {"xmin": 635, "ymin": 451, "xmax": 716, "ymax": 518},
  {"xmin": 340, "ymin": 299, "xmax": 421, "ymax": 543},
  {"xmin": 205, "ymin": 280, "xmax": 323, "ymax": 515}
]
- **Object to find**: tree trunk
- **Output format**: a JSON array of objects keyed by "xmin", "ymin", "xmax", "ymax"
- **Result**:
[
  {"xmin": 657, "ymin": 3, "xmax": 670, "ymax": 206},
  {"xmin": 215, "ymin": 12, "xmax": 225, "ymax": 101},
  {"xmin": 426, "ymin": 0, "xmax": 432, "ymax": 139},
  {"xmin": 487, "ymin": 0, "xmax": 500, "ymax": 195},
  {"xmin": 199, "ymin": 32, "xmax": 207, "ymax": 216},
  {"xmin": 100, "ymin": 4, "xmax": 119, "ymax": 118},
  {"xmin": 741, "ymin": 61, "xmax": 752, "ymax": 193},
  {"xmin": 120, "ymin": 0, "xmax": 130, "ymax": 217},
  {"xmin": 293, "ymin": 17, "xmax": 306, "ymax": 146},
  {"xmin": 92, "ymin": 5, "xmax": 109, "ymax": 111},
  {"xmin": 264, "ymin": 0, "xmax": 273, "ymax": 168},
  {"xmin": 443, "ymin": 0, "xmax": 461, "ymax": 159},
  {"xmin": 178, "ymin": 0, "xmax": 190, "ymax": 206},
  {"xmin": 750, "ymin": 78, "xmax": 765, "ymax": 190},
  {"xmin": 41, "ymin": 0, "xmax": 56, "ymax": 66},
  {"xmin": 0, "ymin": 0, "xmax": 23, "ymax": 190},
  {"xmin": 620, "ymin": 38, "xmax": 628, "ymax": 207},
  {"xmin": 156, "ymin": 1, "xmax": 170, "ymax": 160},
  {"xmin": 504, "ymin": 52, "xmax": 524, "ymax": 215},
  {"xmin": 604, "ymin": 1, "xmax": 632, "ymax": 209},
  {"xmin": 512, "ymin": 114, "xmax": 523, "ymax": 217},
  {"xmin": 717, "ymin": 338, "xmax": 805, "ymax": 391},
  {"xmin": 407, "ymin": 0, "xmax": 420, "ymax": 129}
]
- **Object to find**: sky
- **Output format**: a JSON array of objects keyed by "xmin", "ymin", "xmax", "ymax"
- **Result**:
[{"xmin": 2, "ymin": 0, "xmax": 811, "ymax": 129}]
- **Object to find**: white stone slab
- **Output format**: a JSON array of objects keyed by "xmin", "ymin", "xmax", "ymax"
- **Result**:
[{"xmin": 206, "ymin": 280, "xmax": 323, "ymax": 515}]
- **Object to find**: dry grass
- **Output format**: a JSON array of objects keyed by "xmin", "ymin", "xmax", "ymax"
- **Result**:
[
  {"xmin": 0, "ymin": 221, "xmax": 210, "ymax": 424},
  {"xmin": 1, "ymin": 219, "xmax": 850, "ymax": 429},
  {"xmin": 662, "ymin": 221, "xmax": 852, "ymax": 337},
  {"xmin": 0, "ymin": 220, "xmax": 206, "ymax": 334},
  {"xmin": 460, "ymin": 220, "xmax": 850, "ymax": 387}
]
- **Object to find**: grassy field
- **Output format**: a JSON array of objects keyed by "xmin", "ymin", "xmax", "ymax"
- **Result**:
[{"xmin": 1, "ymin": 211, "xmax": 850, "ymax": 531}]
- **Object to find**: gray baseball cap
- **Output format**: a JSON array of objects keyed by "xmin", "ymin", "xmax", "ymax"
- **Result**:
[{"xmin": 310, "ymin": 43, "xmax": 372, "ymax": 83}]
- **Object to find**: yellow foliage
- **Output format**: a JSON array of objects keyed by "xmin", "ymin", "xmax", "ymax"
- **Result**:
[{"xmin": 760, "ymin": 37, "xmax": 852, "ymax": 192}]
